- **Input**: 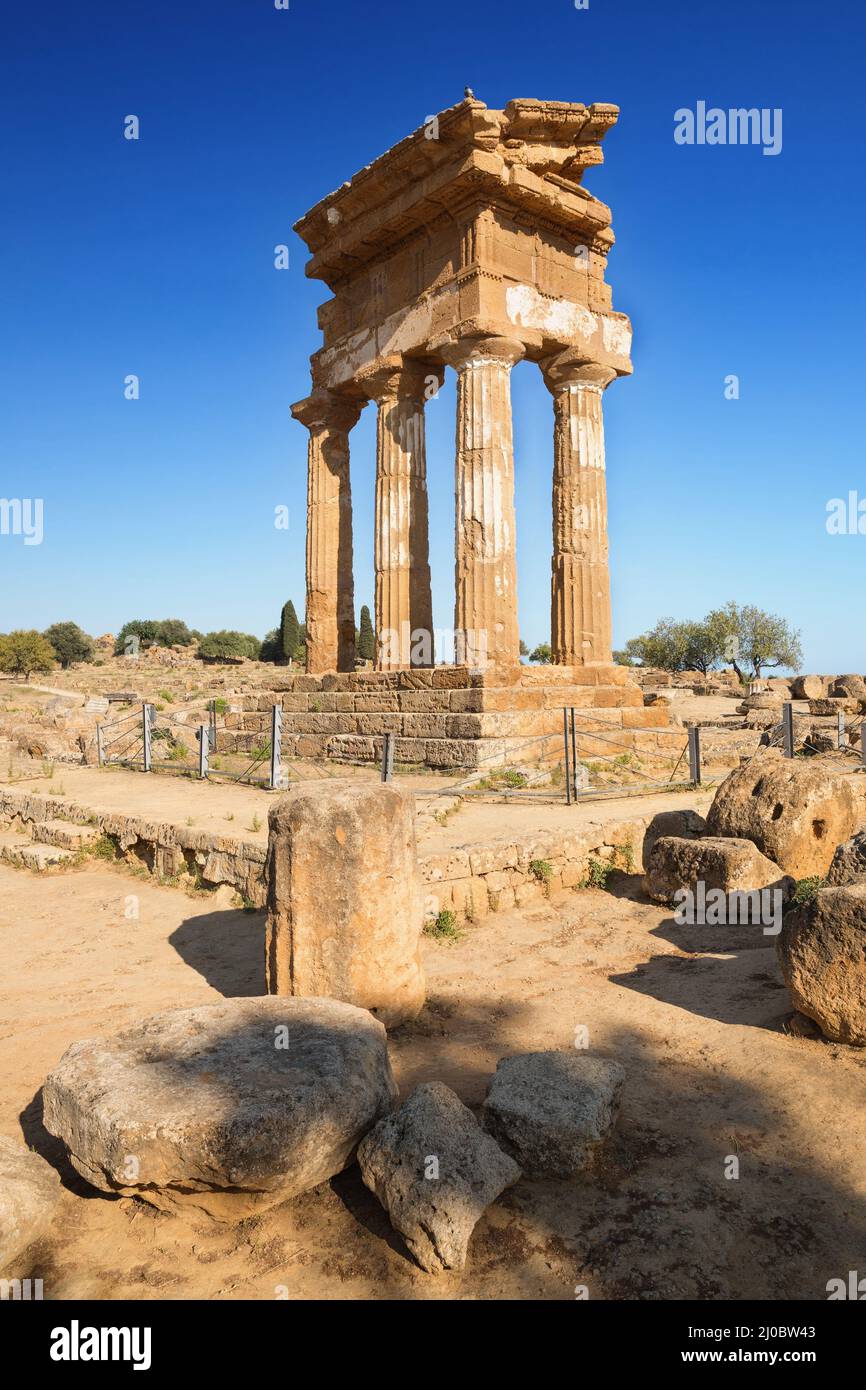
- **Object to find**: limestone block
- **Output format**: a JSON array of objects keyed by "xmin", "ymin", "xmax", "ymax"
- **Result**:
[
  {"xmin": 0, "ymin": 1136, "xmax": 61, "ymax": 1269},
  {"xmin": 644, "ymin": 836, "xmax": 793, "ymax": 906},
  {"xmin": 705, "ymin": 750, "xmax": 860, "ymax": 878},
  {"xmin": 827, "ymin": 832, "xmax": 866, "ymax": 886},
  {"xmin": 777, "ymin": 886, "xmax": 866, "ymax": 1044},
  {"xmin": 641, "ymin": 808, "xmax": 707, "ymax": 871},
  {"xmin": 357, "ymin": 1082, "xmax": 521, "ymax": 1273},
  {"xmin": 482, "ymin": 1051, "xmax": 624, "ymax": 1177},
  {"xmin": 265, "ymin": 780, "xmax": 425, "ymax": 1027},
  {"xmin": 43, "ymin": 998, "xmax": 397, "ymax": 1218}
]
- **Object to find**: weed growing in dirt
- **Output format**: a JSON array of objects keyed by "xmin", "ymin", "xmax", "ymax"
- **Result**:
[{"xmin": 424, "ymin": 909, "xmax": 462, "ymax": 941}]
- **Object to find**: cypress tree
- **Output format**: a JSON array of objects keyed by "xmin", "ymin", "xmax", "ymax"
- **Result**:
[
  {"xmin": 358, "ymin": 604, "xmax": 375, "ymax": 661},
  {"xmin": 280, "ymin": 600, "xmax": 300, "ymax": 662}
]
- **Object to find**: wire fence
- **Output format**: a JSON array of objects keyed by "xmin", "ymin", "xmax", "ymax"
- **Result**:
[{"xmin": 98, "ymin": 702, "xmax": 285, "ymax": 789}]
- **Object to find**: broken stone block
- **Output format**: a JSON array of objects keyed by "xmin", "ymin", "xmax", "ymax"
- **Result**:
[
  {"xmin": 777, "ymin": 885, "xmax": 866, "ymax": 1045},
  {"xmin": 827, "ymin": 832, "xmax": 866, "ymax": 886},
  {"xmin": 0, "ymin": 1136, "xmax": 60, "ymax": 1269},
  {"xmin": 265, "ymin": 780, "xmax": 425, "ymax": 1027},
  {"xmin": 832, "ymin": 675, "xmax": 866, "ymax": 701},
  {"xmin": 481, "ymin": 1051, "xmax": 624, "ymax": 1178},
  {"xmin": 641, "ymin": 808, "xmax": 707, "ymax": 871},
  {"xmin": 43, "ymin": 997, "xmax": 397, "ymax": 1219},
  {"xmin": 705, "ymin": 750, "xmax": 860, "ymax": 878},
  {"xmin": 644, "ymin": 835, "xmax": 793, "ymax": 906},
  {"xmin": 357, "ymin": 1082, "xmax": 521, "ymax": 1273}
]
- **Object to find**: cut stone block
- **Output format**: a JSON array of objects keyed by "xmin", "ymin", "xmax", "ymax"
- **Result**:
[
  {"xmin": 42, "ymin": 997, "xmax": 397, "ymax": 1218},
  {"xmin": 482, "ymin": 1051, "xmax": 624, "ymax": 1178},
  {"xmin": 641, "ymin": 808, "xmax": 707, "ymax": 871},
  {"xmin": 777, "ymin": 885, "xmax": 866, "ymax": 1045},
  {"xmin": 0, "ymin": 1136, "xmax": 60, "ymax": 1270},
  {"xmin": 265, "ymin": 780, "xmax": 425, "ymax": 1027},
  {"xmin": 644, "ymin": 835, "xmax": 793, "ymax": 906},
  {"xmin": 357, "ymin": 1082, "xmax": 520, "ymax": 1273},
  {"xmin": 826, "ymin": 831, "xmax": 866, "ymax": 887}
]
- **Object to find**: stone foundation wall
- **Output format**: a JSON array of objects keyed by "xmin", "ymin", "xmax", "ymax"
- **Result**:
[
  {"xmin": 218, "ymin": 665, "xmax": 681, "ymax": 770},
  {"xmin": 0, "ymin": 788, "xmax": 668, "ymax": 923}
]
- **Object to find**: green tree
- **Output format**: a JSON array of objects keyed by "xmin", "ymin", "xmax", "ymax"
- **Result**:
[
  {"xmin": 529, "ymin": 642, "xmax": 553, "ymax": 664},
  {"xmin": 197, "ymin": 630, "xmax": 262, "ymax": 661},
  {"xmin": 115, "ymin": 619, "xmax": 159, "ymax": 654},
  {"xmin": 280, "ymin": 601, "xmax": 301, "ymax": 662},
  {"xmin": 154, "ymin": 619, "xmax": 197, "ymax": 647},
  {"xmin": 705, "ymin": 602, "xmax": 803, "ymax": 681},
  {"xmin": 259, "ymin": 629, "xmax": 282, "ymax": 662},
  {"xmin": 358, "ymin": 605, "xmax": 375, "ymax": 661},
  {"xmin": 43, "ymin": 622, "xmax": 94, "ymax": 668},
  {"xmin": 0, "ymin": 630, "xmax": 56, "ymax": 681}
]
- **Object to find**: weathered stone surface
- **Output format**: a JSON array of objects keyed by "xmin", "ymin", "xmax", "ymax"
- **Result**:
[
  {"xmin": 42, "ymin": 997, "xmax": 397, "ymax": 1218},
  {"xmin": 481, "ymin": 1051, "xmax": 624, "ymax": 1178},
  {"xmin": 705, "ymin": 751, "xmax": 860, "ymax": 878},
  {"xmin": 777, "ymin": 886, "xmax": 866, "ymax": 1044},
  {"xmin": 645, "ymin": 835, "xmax": 792, "ymax": 905},
  {"xmin": 832, "ymin": 675, "xmax": 866, "ymax": 701},
  {"xmin": 0, "ymin": 1136, "xmax": 60, "ymax": 1269},
  {"xmin": 265, "ymin": 780, "xmax": 425, "ymax": 1027},
  {"xmin": 357, "ymin": 1082, "xmax": 520, "ymax": 1273},
  {"xmin": 827, "ymin": 832, "xmax": 866, "ymax": 887},
  {"xmin": 641, "ymin": 808, "xmax": 707, "ymax": 871},
  {"xmin": 808, "ymin": 697, "xmax": 861, "ymax": 716},
  {"xmin": 791, "ymin": 675, "xmax": 828, "ymax": 700}
]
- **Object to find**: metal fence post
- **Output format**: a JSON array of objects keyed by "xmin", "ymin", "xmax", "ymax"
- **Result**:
[
  {"xmin": 782, "ymin": 702, "xmax": 795, "ymax": 759},
  {"xmin": 381, "ymin": 732, "xmax": 395, "ymax": 783},
  {"xmin": 208, "ymin": 699, "xmax": 217, "ymax": 752},
  {"xmin": 570, "ymin": 706, "xmax": 580, "ymax": 800},
  {"xmin": 838, "ymin": 711, "xmax": 846, "ymax": 751},
  {"xmin": 563, "ymin": 707, "xmax": 572, "ymax": 806},
  {"xmin": 142, "ymin": 703, "xmax": 152, "ymax": 772},
  {"xmin": 688, "ymin": 725, "xmax": 702, "ymax": 785},
  {"xmin": 198, "ymin": 724, "xmax": 209, "ymax": 779},
  {"xmin": 96, "ymin": 724, "xmax": 105, "ymax": 768},
  {"xmin": 269, "ymin": 704, "xmax": 283, "ymax": 790}
]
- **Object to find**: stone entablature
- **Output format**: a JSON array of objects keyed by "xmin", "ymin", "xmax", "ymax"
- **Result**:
[{"xmin": 292, "ymin": 96, "xmax": 634, "ymax": 676}]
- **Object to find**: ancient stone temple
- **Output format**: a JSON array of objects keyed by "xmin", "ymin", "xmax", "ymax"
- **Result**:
[
  {"xmin": 225, "ymin": 97, "xmax": 677, "ymax": 771},
  {"xmin": 292, "ymin": 95, "xmax": 632, "ymax": 675}
]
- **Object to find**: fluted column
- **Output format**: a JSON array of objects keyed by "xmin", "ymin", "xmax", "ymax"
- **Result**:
[
  {"xmin": 441, "ymin": 336, "xmax": 524, "ymax": 670},
  {"xmin": 359, "ymin": 359, "xmax": 442, "ymax": 670},
  {"xmin": 541, "ymin": 355, "xmax": 617, "ymax": 666},
  {"xmin": 291, "ymin": 390, "xmax": 362, "ymax": 673}
]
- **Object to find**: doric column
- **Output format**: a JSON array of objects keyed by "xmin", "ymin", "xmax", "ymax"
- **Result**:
[
  {"xmin": 541, "ymin": 354, "xmax": 617, "ymax": 666},
  {"xmin": 441, "ymin": 336, "xmax": 525, "ymax": 670},
  {"xmin": 359, "ymin": 358, "xmax": 442, "ymax": 670},
  {"xmin": 291, "ymin": 390, "xmax": 362, "ymax": 674}
]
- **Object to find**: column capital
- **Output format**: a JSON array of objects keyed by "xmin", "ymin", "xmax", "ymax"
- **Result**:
[
  {"xmin": 438, "ymin": 334, "xmax": 525, "ymax": 372},
  {"xmin": 355, "ymin": 355, "xmax": 444, "ymax": 406},
  {"xmin": 291, "ymin": 389, "xmax": 362, "ymax": 433},
  {"xmin": 540, "ymin": 352, "xmax": 617, "ymax": 394}
]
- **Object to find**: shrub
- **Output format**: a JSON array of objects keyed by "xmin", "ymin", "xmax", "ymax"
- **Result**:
[
  {"xmin": 197, "ymin": 630, "xmax": 261, "ymax": 662},
  {"xmin": 424, "ymin": 909, "xmax": 461, "ymax": 941},
  {"xmin": 530, "ymin": 858, "xmax": 553, "ymax": 883}
]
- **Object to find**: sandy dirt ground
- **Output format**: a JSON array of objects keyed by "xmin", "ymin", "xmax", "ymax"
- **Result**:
[{"xmin": 2, "ymin": 858, "xmax": 866, "ymax": 1302}]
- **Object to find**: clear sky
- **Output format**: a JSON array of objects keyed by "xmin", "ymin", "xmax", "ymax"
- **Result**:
[{"xmin": 2, "ymin": 0, "xmax": 864, "ymax": 668}]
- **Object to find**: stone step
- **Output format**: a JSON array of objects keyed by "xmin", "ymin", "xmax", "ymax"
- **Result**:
[
  {"xmin": 0, "ymin": 830, "xmax": 76, "ymax": 871},
  {"xmin": 30, "ymin": 819, "xmax": 99, "ymax": 850}
]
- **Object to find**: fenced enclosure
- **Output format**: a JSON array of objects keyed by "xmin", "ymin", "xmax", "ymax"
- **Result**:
[{"xmin": 97, "ymin": 702, "xmax": 286, "ymax": 789}]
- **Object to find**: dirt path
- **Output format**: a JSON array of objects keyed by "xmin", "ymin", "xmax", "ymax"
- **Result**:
[{"xmin": 3, "ymin": 860, "xmax": 865, "ymax": 1300}]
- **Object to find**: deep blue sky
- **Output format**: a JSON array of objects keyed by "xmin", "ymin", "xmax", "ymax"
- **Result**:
[{"xmin": 2, "ymin": 0, "xmax": 864, "ymax": 667}]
